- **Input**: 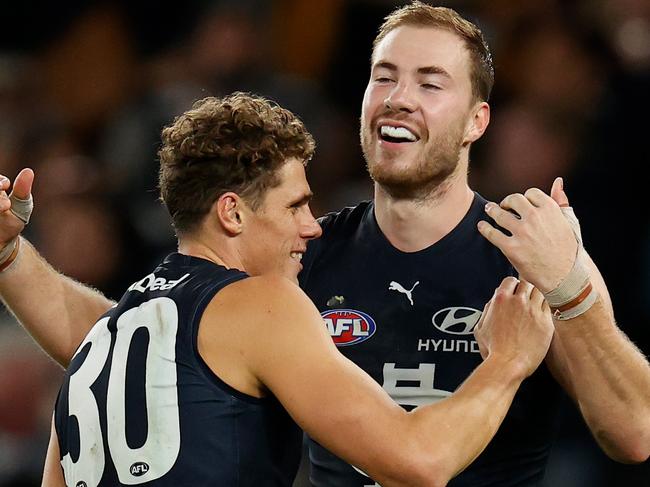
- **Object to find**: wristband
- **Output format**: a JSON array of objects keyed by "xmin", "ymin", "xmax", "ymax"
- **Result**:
[
  {"xmin": 544, "ymin": 248, "xmax": 597, "ymax": 320},
  {"xmin": 550, "ymin": 282, "xmax": 598, "ymax": 320},
  {"xmin": 544, "ymin": 204, "xmax": 597, "ymax": 320},
  {"xmin": 0, "ymin": 237, "xmax": 20, "ymax": 273}
]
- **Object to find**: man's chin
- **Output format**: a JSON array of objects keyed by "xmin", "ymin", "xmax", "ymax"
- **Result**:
[
  {"xmin": 370, "ymin": 167, "xmax": 456, "ymax": 200},
  {"xmin": 370, "ymin": 170, "xmax": 420, "ymax": 197}
]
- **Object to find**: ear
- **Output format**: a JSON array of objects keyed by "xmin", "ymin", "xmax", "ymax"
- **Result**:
[
  {"xmin": 213, "ymin": 192, "xmax": 245, "ymax": 236},
  {"xmin": 464, "ymin": 101, "xmax": 490, "ymax": 145}
]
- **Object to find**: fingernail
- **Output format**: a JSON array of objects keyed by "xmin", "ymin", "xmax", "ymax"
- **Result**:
[
  {"xmin": 485, "ymin": 202, "xmax": 494, "ymax": 212},
  {"xmin": 0, "ymin": 177, "xmax": 8, "ymax": 185}
]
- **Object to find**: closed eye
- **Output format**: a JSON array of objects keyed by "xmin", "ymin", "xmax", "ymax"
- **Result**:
[{"xmin": 288, "ymin": 193, "xmax": 313, "ymax": 214}]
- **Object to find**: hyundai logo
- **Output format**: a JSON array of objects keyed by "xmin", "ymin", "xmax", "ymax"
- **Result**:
[{"xmin": 432, "ymin": 307, "xmax": 482, "ymax": 335}]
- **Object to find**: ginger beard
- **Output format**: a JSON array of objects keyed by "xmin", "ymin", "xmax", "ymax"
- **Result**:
[{"xmin": 361, "ymin": 112, "xmax": 466, "ymax": 200}]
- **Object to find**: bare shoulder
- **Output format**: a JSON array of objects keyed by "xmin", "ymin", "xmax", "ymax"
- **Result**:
[
  {"xmin": 197, "ymin": 274, "xmax": 331, "ymax": 396},
  {"xmin": 199, "ymin": 273, "xmax": 328, "ymax": 353},
  {"xmin": 209, "ymin": 274, "xmax": 317, "ymax": 322}
]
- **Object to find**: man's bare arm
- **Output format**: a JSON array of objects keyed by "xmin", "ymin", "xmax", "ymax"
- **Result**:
[
  {"xmin": 0, "ymin": 170, "xmax": 114, "ymax": 366},
  {"xmin": 545, "ymin": 297, "xmax": 650, "ymax": 463},
  {"xmin": 478, "ymin": 180, "xmax": 650, "ymax": 463},
  {"xmin": 202, "ymin": 275, "xmax": 554, "ymax": 487},
  {"xmin": 42, "ymin": 418, "xmax": 66, "ymax": 487},
  {"xmin": 0, "ymin": 238, "xmax": 114, "ymax": 366}
]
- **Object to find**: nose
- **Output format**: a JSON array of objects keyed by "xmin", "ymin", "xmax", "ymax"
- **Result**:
[
  {"xmin": 384, "ymin": 82, "xmax": 416, "ymax": 113},
  {"xmin": 300, "ymin": 206, "xmax": 322, "ymax": 240}
]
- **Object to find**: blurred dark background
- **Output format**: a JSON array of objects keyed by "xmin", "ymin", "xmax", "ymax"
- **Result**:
[{"xmin": 0, "ymin": 0, "xmax": 648, "ymax": 485}]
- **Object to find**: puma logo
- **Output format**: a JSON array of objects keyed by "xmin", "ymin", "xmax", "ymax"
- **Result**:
[{"xmin": 388, "ymin": 280, "xmax": 420, "ymax": 306}]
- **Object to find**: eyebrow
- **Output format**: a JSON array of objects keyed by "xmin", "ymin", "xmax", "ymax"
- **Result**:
[
  {"xmin": 373, "ymin": 61, "xmax": 452, "ymax": 78},
  {"xmin": 291, "ymin": 192, "xmax": 314, "ymax": 207}
]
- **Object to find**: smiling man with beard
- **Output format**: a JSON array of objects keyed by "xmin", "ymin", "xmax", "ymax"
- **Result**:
[
  {"xmin": 359, "ymin": 27, "xmax": 479, "ymax": 203},
  {"xmin": 299, "ymin": 2, "xmax": 650, "ymax": 486}
]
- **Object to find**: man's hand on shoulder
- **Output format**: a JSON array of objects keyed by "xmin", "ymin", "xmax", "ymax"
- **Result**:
[
  {"xmin": 477, "ymin": 179, "xmax": 578, "ymax": 293},
  {"xmin": 474, "ymin": 277, "xmax": 554, "ymax": 380}
]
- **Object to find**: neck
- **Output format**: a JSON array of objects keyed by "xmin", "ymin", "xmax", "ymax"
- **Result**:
[
  {"xmin": 177, "ymin": 230, "xmax": 240, "ymax": 271},
  {"xmin": 373, "ymin": 168, "xmax": 474, "ymax": 253}
]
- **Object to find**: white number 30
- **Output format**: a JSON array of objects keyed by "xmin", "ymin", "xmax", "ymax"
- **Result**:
[{"xmin": 61, "ymin": 297, "xmax": 181, "ymax": 486}]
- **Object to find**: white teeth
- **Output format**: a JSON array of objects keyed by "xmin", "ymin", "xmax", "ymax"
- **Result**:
[
  {"xmin": 290, "ymin": 252, "xmax": 303, "ymax": 261},
  {"xmin": 380, "ymin": 125, "xmax": 417, "ymax": 141}
]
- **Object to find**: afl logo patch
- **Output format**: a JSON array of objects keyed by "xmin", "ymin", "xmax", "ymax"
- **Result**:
[
  {"xmin": 321, "ymin": 309, "xmax": 376, "ymax": 346},
  {"xmin": 432, "ymin": 307, "xmax": 482, "ymax": 335},
  {"xmin": 130, "ymin": 462, "xmax": 150, "ymax": 477}
]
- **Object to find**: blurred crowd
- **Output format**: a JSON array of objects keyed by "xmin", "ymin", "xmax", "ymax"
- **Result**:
[{"xmin": 0, "ymin": 0, "xmax": 648, "ymax": 485}]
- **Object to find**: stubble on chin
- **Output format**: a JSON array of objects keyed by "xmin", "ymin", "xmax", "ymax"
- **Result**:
[{"xmin": 361, "ymin": 124, "xmax": 464, "ymax": 201}]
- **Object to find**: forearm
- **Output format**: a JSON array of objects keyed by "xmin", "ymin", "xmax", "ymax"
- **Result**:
[
  {"xmin": 552, "ymin": 297, "xmax": 650, "ymax": 462},
  {"xmin": 583, "ymin": 250, "xmax": 613, "ymax": 317},
  {"xmin": 402, "ymin": 356, "xmax": 525, "ymax": 486},
  {"xmin": 0, "ymin": 237, "xmax": 114, "ymax": 366}
]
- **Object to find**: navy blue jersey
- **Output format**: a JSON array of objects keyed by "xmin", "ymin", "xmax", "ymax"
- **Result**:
[
  {"xmin": 300, "ymin": 195, "xmax": 562, "ymax": 487},
  {"xmin": 54, "ymin": 253, "xmax": 302, "ymax": 487}
]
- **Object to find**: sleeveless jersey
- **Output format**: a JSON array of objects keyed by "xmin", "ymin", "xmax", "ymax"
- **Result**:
[
  {"xmin": 300, "ymin": 195, "xmax": 562, "ymax": 487},
  {"xmin": 54, "ymin": 253, "xmax": 302, "ymax": 486}
]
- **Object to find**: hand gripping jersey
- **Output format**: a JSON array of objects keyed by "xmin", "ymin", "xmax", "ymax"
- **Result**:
[
  {"xmin": 300, "ymin": 196, "xmax": 562, "ymax": 487},
  {"xmin": 54, "ymin": 253, "xmax": 302, "ymax": 487}
]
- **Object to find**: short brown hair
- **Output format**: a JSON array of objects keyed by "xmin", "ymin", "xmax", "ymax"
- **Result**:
[
  {"xmin": 373, "ymin": 1, "xmax": 494, "ymax": 101},
  {"xmin": 158, "ymin": 92, "xmax": 315, "ymax": 234}
]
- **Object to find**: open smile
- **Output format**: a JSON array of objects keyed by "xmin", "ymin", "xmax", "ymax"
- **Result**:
[{"xmin": 377, "ymin": 122, "xmax": 421, "ymax": 144}]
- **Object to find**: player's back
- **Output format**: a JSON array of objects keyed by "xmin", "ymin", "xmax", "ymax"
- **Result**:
[{"xmin": 54, "ymin": 253, "xmax": 302, "ymax": 487}]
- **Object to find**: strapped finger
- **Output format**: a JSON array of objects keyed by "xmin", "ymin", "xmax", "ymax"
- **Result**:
[{"xmin": 9, "ymin": 193, "xmax": 33, "ymax": 224}]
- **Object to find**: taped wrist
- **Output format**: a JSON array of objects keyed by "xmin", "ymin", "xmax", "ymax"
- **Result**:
[
  {"xmin": 544, "ymin": 247, "xmax": 598, "ymax": 320},
  {"xmin": 560, "ymin": 206, "xmax": 582, "ymax": 245},
  {"xmin": 0, "ymin": 237, "xmax": 20, "ymax": 273}
]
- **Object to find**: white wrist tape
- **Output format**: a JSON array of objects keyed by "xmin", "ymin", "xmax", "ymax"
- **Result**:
[
  {"xmin": 0, "ymin": 237, "xmax": 17, "ymax": 264},
  {"xmin": 544, "ymin": 207, "xmax": 597, "ymax": 320},
  {"xmin": 560, "ymin": 206, "xmax": 582, "ymax": 245},
  {"xmin": 551, "ymin": 282, "xmax": 598, "ymax": 320},
  {"xmin": 0, "ymin": 237, "xmax": 19, "ymax": 272}
]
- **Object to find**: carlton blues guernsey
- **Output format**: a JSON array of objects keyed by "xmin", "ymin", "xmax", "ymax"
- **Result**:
[
  {"xmin": 299, "ymin": 195, "xmax": 562, "ymax": 487},
  {"xmin": 54, "ymin": 253, "xmax": 302, "ymax": 486}
]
